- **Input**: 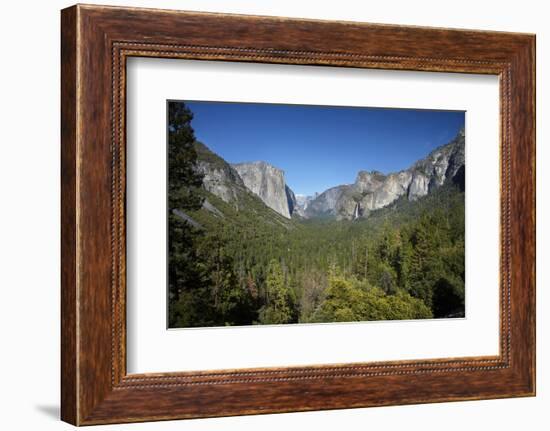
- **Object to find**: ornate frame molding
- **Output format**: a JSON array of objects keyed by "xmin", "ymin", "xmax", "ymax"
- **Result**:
[{"xmin": 61, "ymin": 5, "xmax": 535, "ymax": 425}]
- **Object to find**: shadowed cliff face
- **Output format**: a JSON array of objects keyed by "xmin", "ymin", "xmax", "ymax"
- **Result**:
[
  {"xmin": 193, "ymin": 128, "xmax": 465, "ymax": 221},
  {"xmin": 285, "ymin": 185, "xmax": 297, "ymax": 216}
]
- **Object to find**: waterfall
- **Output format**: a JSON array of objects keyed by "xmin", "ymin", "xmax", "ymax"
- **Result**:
[{"xmin": 353, "ymin": 202, "xmax": 360, "ymax": 220}]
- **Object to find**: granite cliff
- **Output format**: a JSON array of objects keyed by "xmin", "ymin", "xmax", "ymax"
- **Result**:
[
  {"xmin": 193, "ymin": 128, "xmax": 465, "ymax": 221},
  {"xmin": 194, "ymin": 142, "xmax": 249, "ymax": 205},
  {"xmin": 304, "ymin": 127, "xmax": 465, "ymax": 220},
  {"xmin": 194, "ymin": 143, "xmax": 297, "ymax": 219},
  {"xmin": 232, "ymin": 161, "xmax": 293, "ymax": 219}
]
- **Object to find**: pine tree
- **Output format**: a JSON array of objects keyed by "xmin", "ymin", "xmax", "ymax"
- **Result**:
[
  {"xmin": 168, "ymin": 102, "xmax": 204, "ymax": 211},
  {"xmin": 167, "ymin": 102, "xmax": 208, "ymax": 327},
  {"xmin": 408, "ymin": 216, "xmax": 435, "ymax": 307},
  {"xmin": 258, "ymin": 259, "xmax": 295, "ymax": 324}
]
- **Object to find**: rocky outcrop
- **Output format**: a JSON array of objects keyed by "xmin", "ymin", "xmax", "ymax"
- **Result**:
[
  {"xmin": 194, "ymin": 142, "xmax": 248, "ymax": 205},
  {"xmin": 305, "ymin": 185, "xmax": 352, "ymax": 219},
  {"xmin": 202, "ymin": 199, "xmax": 224, "ymax": 218},
  {"xmin": 445, "ymin": 127, "xmax": 466, "ymax": 180},
  {"xmin": 356, "ymin": 170, "xmax": 413, "ymax": 207},
  {"xmin": 409, "ymin": 127, "xmax": 465, "ymax": 195},
  {"xmin": 285, "ymin": 185, "xmax": 297, "ymax": 216},
  {"xmin": 197, "ymin": 161, "xmax": 245, "ymax": 203},
  {"xmin": 293, "ymin": 194, "xmax": 316, "ymax": 217},
  {"xmin": 194, "ymin": 142, "xmax": 296, "ymax": 219},
  {"xmin": 304, "ymin": 127, "xmax": 465, "ymax": 220},
  {"xmin": 407, "ymin": 172, "xmax": 429, "ymax": 201},
  {"xmin": 232, "ymin": 161, "xmax": 293, "ymax": 219},
  {"xmin": 173, "ymin": 209, "xmax": 203, "ymax": 229}
]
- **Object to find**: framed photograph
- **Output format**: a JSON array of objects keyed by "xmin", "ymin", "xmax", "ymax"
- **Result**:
[{"xmin": 61, "ymin": 4, "xmax": 536, "ymax": 425}]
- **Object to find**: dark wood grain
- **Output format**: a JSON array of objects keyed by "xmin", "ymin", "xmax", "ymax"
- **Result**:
[
  {"xmin": 60, "ymin": 5, "xmax": 78, "ymax": 425},
  {"xmin": 61, "ymin": 4, "xmax": 536, "ymax": 425}
]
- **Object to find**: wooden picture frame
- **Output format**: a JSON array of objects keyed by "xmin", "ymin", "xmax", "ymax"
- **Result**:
[{"xmin": 61, "ymin": 4, "xmax": 536, "ymax": 425}]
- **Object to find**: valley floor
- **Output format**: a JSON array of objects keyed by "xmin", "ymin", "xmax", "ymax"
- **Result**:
[{"xmin": 168, "ymin": 181, "xmax": 465, "ymax": 328}]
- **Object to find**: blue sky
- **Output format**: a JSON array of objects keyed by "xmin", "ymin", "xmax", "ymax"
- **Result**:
[{"xmin": 183, "ymin": 101, "xmax": 464, "ymax": 196}]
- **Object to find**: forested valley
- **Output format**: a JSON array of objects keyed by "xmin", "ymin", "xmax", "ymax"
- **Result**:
[{"xmin": 168, "ymin": 102, "xmax": 465, "ymax": 328}]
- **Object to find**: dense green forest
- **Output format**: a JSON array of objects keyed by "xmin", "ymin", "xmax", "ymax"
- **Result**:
[{"xmin": 168, "ymin": 103, "xmax": 465, "ymax": 328}]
